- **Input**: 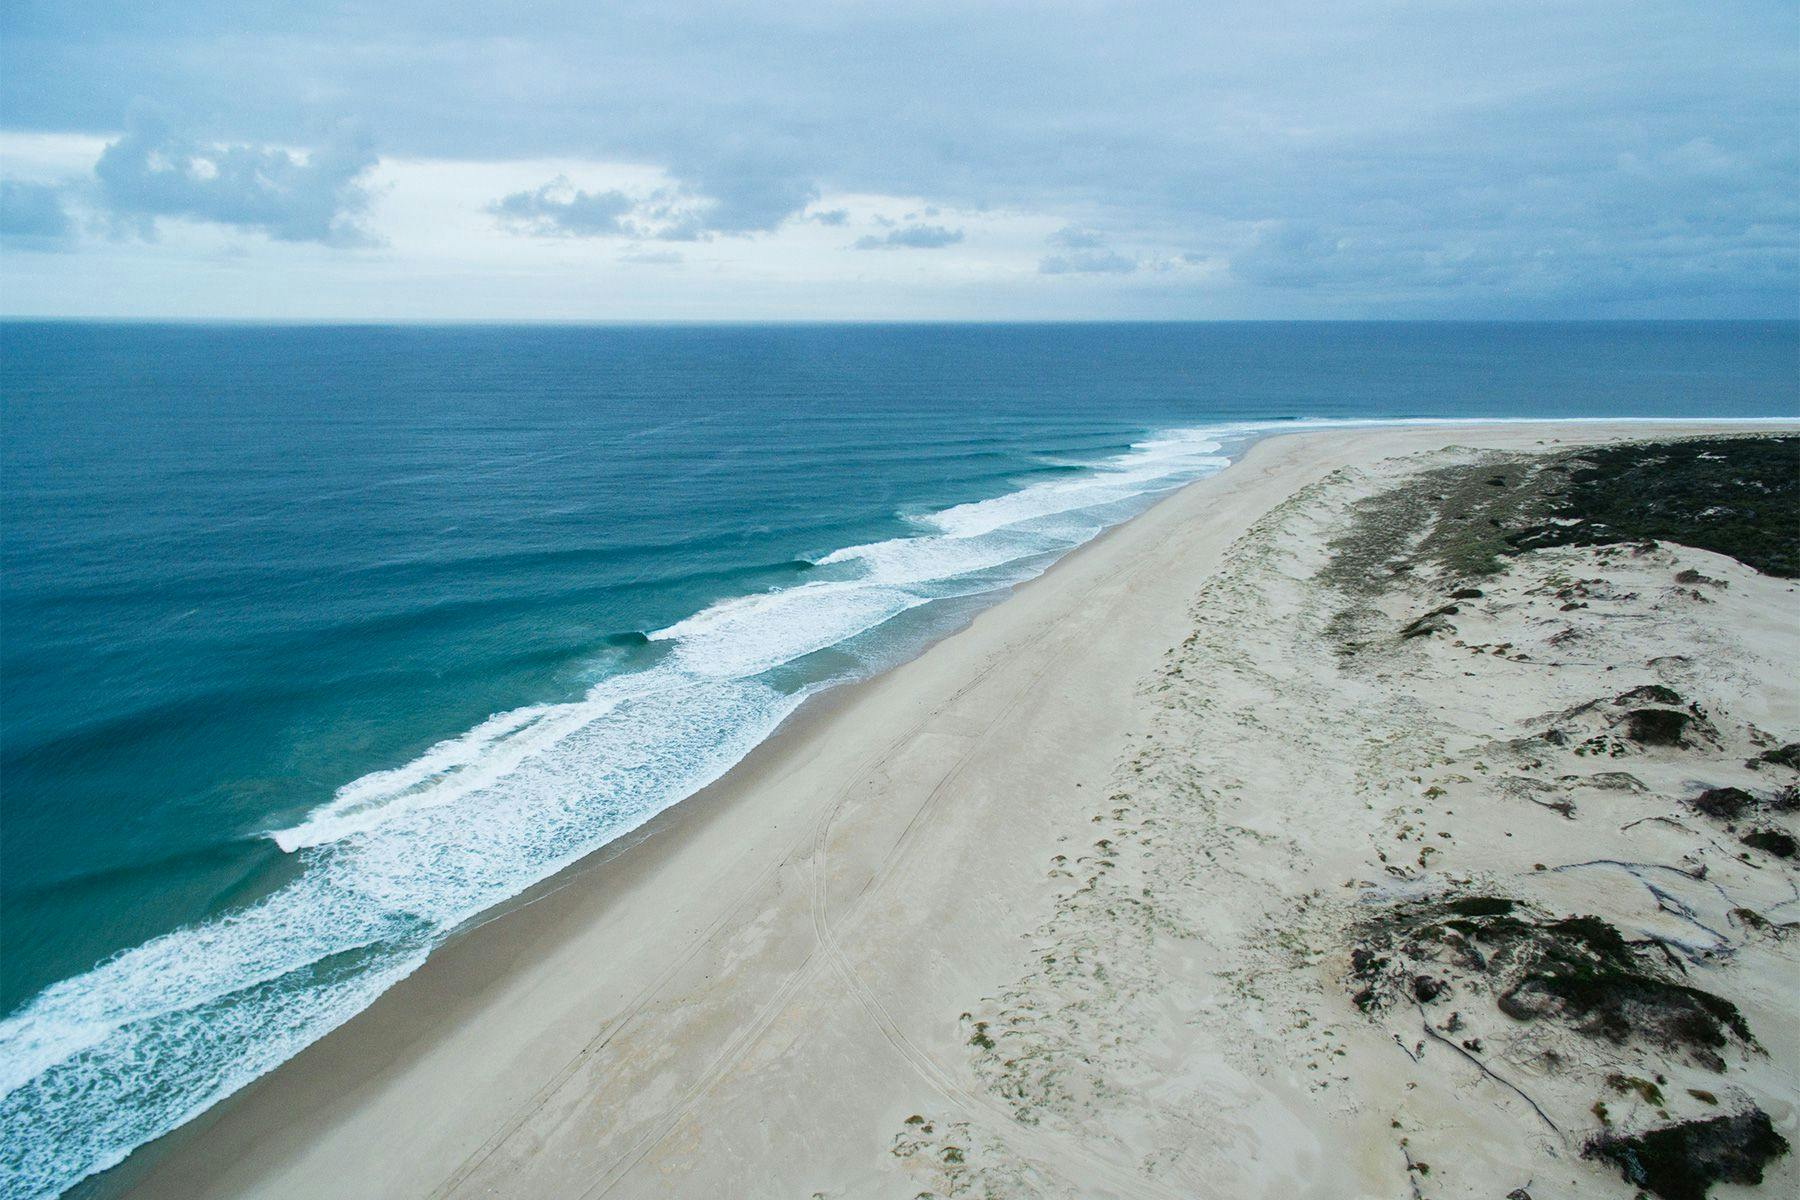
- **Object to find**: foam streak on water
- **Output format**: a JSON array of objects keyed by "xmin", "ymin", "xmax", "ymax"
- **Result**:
[{"xmin": 0, "ymin": 425, "xmax": 1244, "ymax": 1198}]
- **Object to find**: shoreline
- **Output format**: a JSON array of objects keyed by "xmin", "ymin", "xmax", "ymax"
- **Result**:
[
  {"xmin": 96, "ymin": 424, "xmax": 1232, "ymax": 1200},
  {"xmin": 112, "ymin": 419, "xmax": 1794, "ymax": 1200}
]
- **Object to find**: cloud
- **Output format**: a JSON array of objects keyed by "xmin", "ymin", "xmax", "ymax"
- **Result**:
[
  {"xmin": 0, "ymin": 180, "xmax": 73, "ymax": 249},
  {"xmin": 807, "ymin": 208, "xmax": 849, "ymax": 226},
  {"xmin": 492, "ymin": 156, "xmax": 817, "ymax": 242},
  {"xmin": 1039, "ymin": 225, "xmax": 1137, "ymax": 273},
  {"xmin": 2, "ymin": 4, "xmax": 1795, "ymax": 313},
  {"xmin": 1048, "ymin": 225, "xmax": 1107, "ymax": 250},
  {"xmin": 1214, "ymin": 216, "xmax": 1791, "ymax": 311},
  {"xmin": 488, "ymin": 177, "xmax": 637, "ymax": 237},
  {"xmin": 1228, "ymin": 222, "xmax": 1342, "ymax": 287},
  {"xmin": 668, "ymin": 151, "xmax": 816, "ymax": 235},
  {"xmin": 93, "ymin": 104, "xmax": 377, "ymax": 245},
  {"xmin": 1040, "ymin": 249, "xmax": 1136, "ymax": 275},
  {"xmin": 854, "ymin": 224, "xmax": 964, "ymax": 250}
]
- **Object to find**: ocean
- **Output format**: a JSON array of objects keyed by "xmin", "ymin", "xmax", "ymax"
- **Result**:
[{"xmin": 2, "ymin": 320, "xmax": 1795, "ymax": 1197}]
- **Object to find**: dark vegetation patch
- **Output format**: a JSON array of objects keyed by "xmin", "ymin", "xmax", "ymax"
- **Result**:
[
  {"xmin": 1748, "ymin": 743, "xmax": 1800, "ymax": 772},
  {"xmin": 1412, "ymin": 974, "xmax": 1448, "ymax": 1002},
  {"xmin": 1616, "ymin": 684, "xmax": 1685, "ymax": 708},
  {"xmin": 1444, "ymin": 895, "xmax": 1516, "ymax": 917},
  {"xmin": 1399, "ymin": 604, "xmax": 1459, "ymax": 639},
  {"xmin": 1607, "ymin": 689, "xmax": 1719, "ymax": 751},
  {"xmin": 1683, "ymin": 784, "xmax": 1796, "ymax": 828},
  {"xmin": 1348, "ymin": 896, "xmax": 1755, "ymax": 1067},
  {"xmin": 1537, "ymin": 691, "xmax": 1718, "ymax": 759},
  {"xmin": 1732, "ymin": 907, "xmax": 1800, "ymax": 938},
  {"xmin": 1320, "ymin": 438, "xmax": 1800, "ymax": 632},
  {"xmin": 1624, "ymin": 709, "xmax": 1698, "ymax": 746},
  {"xmin": 1584, "ymin": 1110, "xmax": 1789, "ymax": 1200},
  {"xmin": 1319, "ymin": 455, "xmax": 1569, "ymax": 598},
  {"xmin": 1679, "ymin": 785, "xmax": 1800, "ymax": 863},
  {"xmin": 1505, "ymin": 437, "xmax": 1800, "ymax": 578},
  {"xmin": 1688, "ymin": 787, "xmax": 1756, "ymax": 820},
  {"xmin": 1739, "ymin": 828, "xmax": 1796, "ymax": 858},
  {"xmin": 1606, "ymin": 1072, "xmax": 1665, "ymax": 1107}
]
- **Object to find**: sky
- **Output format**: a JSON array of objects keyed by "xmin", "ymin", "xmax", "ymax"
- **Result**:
[{"xmin": 0, "ymin": 1, "xmax": 1795, "ymax": 320}]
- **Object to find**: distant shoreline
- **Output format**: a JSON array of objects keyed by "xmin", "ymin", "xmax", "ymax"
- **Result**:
[{"xmin": 7, "ymin": 317, "xmax": 1800, "ymax": 326}]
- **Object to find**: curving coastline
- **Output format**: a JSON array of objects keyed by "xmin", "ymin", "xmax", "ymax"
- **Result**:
[
  {"xmin": 10, "ymin": 421, "xmax": 1251, "ymax": 1199},
  {"xmin": 99, "ymin": 419, "xmax": 1797, "ymax": 1199}
]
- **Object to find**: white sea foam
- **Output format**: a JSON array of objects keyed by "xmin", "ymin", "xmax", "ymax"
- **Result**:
[
  {"xmin": 273, "ymin": 700, "xmax": 612, "ymax": 851},
  {"xmin": 816, "ymin": 526, "xmax": 1065, "ymax": 586},
  {"xmin": 820, "ymin": 429, "xmax": 1236, "ymax": 591},
  {"xmin": 274, "ymin": 425, "xmax": 1234, "ymax": 857},
  {"xmin": 0, "ymin": 670, "xmax": 811, "ymax": 1198},
  {"xmin": 648, "ymin": 580, "xmax": 929, "ymax": 678},
  {"xmin": 924, "ymin": 435, "xmax": 1229, "ymax": 539}
]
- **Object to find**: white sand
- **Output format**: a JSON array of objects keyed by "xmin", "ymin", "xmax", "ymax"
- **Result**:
[{"xmin": 122, "ymin": 422, "xmax": 1798, "ymax": 1199}]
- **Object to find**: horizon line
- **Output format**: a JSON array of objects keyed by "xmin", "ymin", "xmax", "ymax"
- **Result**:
[{"xmin": 4, "ymin": 315, "xmax": 1798, "ymax": 329}]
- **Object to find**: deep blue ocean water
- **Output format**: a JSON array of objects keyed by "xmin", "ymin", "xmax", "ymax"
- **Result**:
[{"xmin": 2, "ymin": 320, "xmax": 1796, "ymax": 1196}]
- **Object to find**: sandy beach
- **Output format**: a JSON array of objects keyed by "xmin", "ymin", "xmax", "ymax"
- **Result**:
[{"xmin": 116, "ymin": 421, "xmax": 1798, "ymax": 1200}]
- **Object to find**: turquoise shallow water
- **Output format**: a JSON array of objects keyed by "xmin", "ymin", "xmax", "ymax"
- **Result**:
[{"xmin": 1, "ymin": 320, "xmax": 1796, "ymax": 1196}]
